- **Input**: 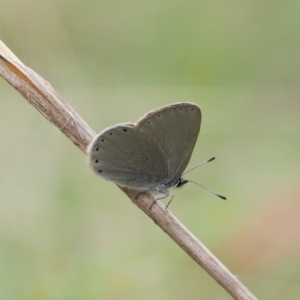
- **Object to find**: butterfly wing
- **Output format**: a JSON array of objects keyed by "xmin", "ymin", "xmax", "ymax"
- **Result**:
[
  {"xmin": 88, "ymin": 122, "xmax": 169, "ymax": 190},
  {"xmin": 136, "ymin": 103, "xmax": 201, "ymax": 187},
  {"xmin": 89, "ymin": 102, "xmax": 201, "ymax": 192}
]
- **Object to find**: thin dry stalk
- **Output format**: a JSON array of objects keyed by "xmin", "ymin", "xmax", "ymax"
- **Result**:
[{"xmin": 0, "ymin": 42, "xmax": 258, "ymax": 300}]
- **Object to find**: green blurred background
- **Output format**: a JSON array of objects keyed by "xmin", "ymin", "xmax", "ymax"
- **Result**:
[{"xmin": 1, "ymin": 1, "xmax": 300, "ymax": 299}]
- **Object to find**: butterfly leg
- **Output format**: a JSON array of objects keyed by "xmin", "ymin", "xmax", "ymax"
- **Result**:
[
  {"xmin": 135, "ymin": 190, "xmax": 162, "ymax": 209},
  {"xmin": 150, "ymin": 192, "xmax": 171, "ymax": 209},
  {"xmin": 135, "ymin": 190, "xmax": 158, "ymax": 209},
  {"xmin": 165, "ymin": 193, "xmax": 174, "ymax": 210}
]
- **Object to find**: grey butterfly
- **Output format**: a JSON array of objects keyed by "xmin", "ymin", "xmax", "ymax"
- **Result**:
[{"xmin": 88, "ymin": 102, "xmax": 224, "ymax": 208}]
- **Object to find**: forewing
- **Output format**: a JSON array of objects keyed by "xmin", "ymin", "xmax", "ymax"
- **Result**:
[{"xmin": 137, "ymin": 103, "xmax": 201, "ymax": 184}]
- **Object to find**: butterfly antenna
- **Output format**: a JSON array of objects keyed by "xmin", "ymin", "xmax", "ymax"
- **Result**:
[
  {"xmin": 182, "ymin": 157, "xmax": 216, "ymax": 176},
  {"xmin": 187, "ymin": 180, "xmax": 227, "ymax": 200}
]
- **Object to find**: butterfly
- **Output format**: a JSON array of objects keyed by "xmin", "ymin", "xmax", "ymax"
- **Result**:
[{"xmin": 88, "ymin": 103, "xmax": 225, "ymax": 208}]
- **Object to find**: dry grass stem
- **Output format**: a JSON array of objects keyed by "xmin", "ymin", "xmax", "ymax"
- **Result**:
[{"xmin": 0, "ymin": 43, "xmax": 257, "ymax": 300}]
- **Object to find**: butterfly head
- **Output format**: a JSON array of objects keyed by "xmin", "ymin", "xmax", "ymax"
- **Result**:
[{"xmin": 174, "ymin": 178, "xmax": 188, "ymax": 189}]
